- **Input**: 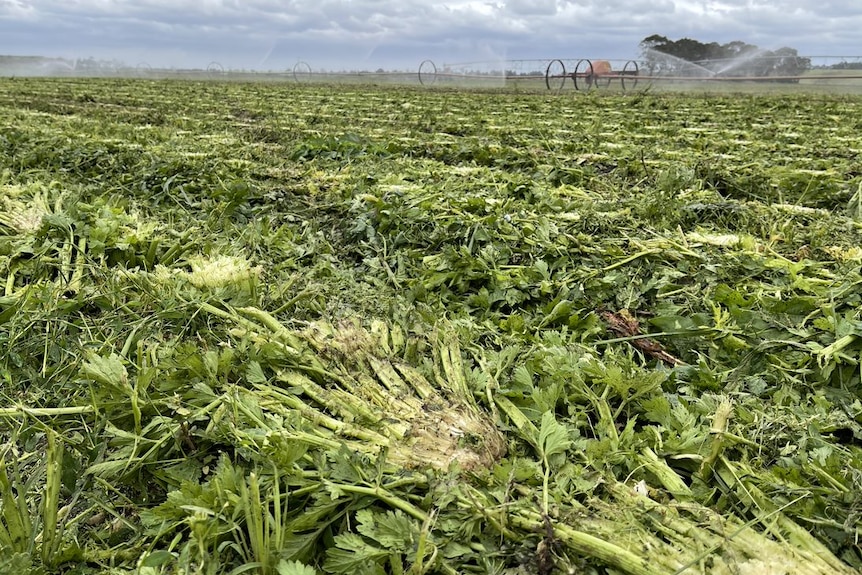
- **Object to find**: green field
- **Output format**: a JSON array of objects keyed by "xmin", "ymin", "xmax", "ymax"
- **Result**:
[{"xmin": 1, "ymin": 78, "xmax": 862, "ymax": 574}]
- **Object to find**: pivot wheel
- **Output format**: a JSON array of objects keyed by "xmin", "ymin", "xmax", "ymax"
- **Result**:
[
  {"xmin": 545, "ymin": 59, "xmax": 567, "ymax": 92},
  {"xmin": 573, "ymin": 59, "xmax": 595, "ymax": 91},
  {"xmin": 293, "ymin": 61, "xmax": 312, "ymax": 82},
  {"xmin": 621, "ymin": 60, "xmax": 639, "ymax": 91}
]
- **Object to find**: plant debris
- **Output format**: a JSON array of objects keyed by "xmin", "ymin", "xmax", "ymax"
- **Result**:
[
  {"xmin": 1, "ymin": 78, "xmax": 861, "ymax": 574},
  {"xmin": 600, "ymin": 309, "xmax": 685, "ymax": 366}
]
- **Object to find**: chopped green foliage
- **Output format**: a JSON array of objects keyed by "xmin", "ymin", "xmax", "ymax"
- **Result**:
[{"xmin": 0, "ymin": 78, "xmax": 861, "ymax": 574}]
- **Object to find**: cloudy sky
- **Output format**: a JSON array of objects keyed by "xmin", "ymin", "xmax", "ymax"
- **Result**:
[{"xmin": 1, "ymin": 0, "xmax": 860, "ymax": 71}]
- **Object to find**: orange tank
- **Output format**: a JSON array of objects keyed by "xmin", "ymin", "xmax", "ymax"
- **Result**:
[{"xmin": 592, "ymin": 60, "xmax": 612, "ymax": 75}]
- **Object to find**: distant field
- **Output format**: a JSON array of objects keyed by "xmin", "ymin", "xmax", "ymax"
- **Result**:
[
  {"xmin": 5, "ymin": 60, "xmax": 862, "ymax": 94},
  {"xmin": 1, "ymin": 78, "xmax": 861, "ymax": 574}
]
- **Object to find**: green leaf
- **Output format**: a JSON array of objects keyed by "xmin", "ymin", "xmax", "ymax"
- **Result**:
[
  {"xmin": 537, "ymin": 410, "xmax": 571, "ymax": 460},
  {"xmin": 140, "ymin": 550, "xmax": 176, "ymax": 567},
  {"xmin": 531, "ymin": 380, "xmax": 564, "ymax": 414},
  {"xmin": 80, "ymin": 353, "xmax": 128, "ymax": 388},
  {"xmin": 356, "ymin": 509, "xmax": 416, "ymax": 551},
  {"xmin": 511, "ymin": 365, "xmax": 533, "ymax": 392},
  {"xmin": 277, "ymin": 559, "xmax": 319, "ymax": 575},
  {"xmin": 640, "ymin": 396, "xmax": 672, "ymax": 427},
  {"xmin": 541, "ymin": 299, "xmax": 572, "ymax": 326},
  {"xmin": 323, "ymin": 533, "xmax": 388, "ymax": 574},
  {"xmin": 246, "ymin": 361, "xmax": 268, "ymax": 385}
]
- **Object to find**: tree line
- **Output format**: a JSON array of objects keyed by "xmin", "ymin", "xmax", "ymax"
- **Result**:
[{"xmin": 639, "ymin": 35, "xmax": 811, "ymax": 80}]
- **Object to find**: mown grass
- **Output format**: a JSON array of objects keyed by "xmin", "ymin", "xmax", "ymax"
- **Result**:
[{"xmin": 0, "ymin": 78, "xmax": 861, "ymax": 574}]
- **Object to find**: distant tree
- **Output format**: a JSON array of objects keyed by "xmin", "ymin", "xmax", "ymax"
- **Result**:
[
  {"xmin": 831, "ymin": 61, "xmax": 862, "ymax": 70},
  {"xmin": 771, "ymin": 47, "xmax": 811, "ymax": 81},
  {"xmin": 639, "ymin": 34, "xmax": 670, "ymax": 53},
  {"xmin": 722, "ymin": 41, "xmax": 758, "ymax": 58},
  {"xmin": 702, "ymin": 42, "xmax": 724, "ymax": 61},
  {"xmin": 639, "ymin": 36, "xmax": 810, "ymax": 80},
  {"xmin": 639, "ymin": 35, "xmax": 674, "ymax": 74},
  {"xmin": 673, "ymin": 38, "xmax": 703, "ymax": 61}
]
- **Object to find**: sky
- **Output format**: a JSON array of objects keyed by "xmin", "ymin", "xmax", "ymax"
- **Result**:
[{"xmin": 1, "ymin": 0, "xmax": 861, "ymax": 72}]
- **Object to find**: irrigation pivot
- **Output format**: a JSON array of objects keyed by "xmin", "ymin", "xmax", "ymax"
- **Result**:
[
  {"xmin": 207, "ymin": 62, "xmax": 225, "ymax": 78},
  {"xmin": 418, "ymin": 60, "xmax": 438, "ymax": 86},
  {"xmin": 545, "ymin": 59, "xmax": 567, "ymax": 92},
  {"xmin": 573, "ymin": 59, "xmax": 595, "ymax": 90},
  {"xmin": 621, "ymin": 60, "xmax": 639, "ymax": 91},
  {"xmin": 293, "ymin": 61, "xmax": 312, "ymax": 82},
  {"xmin": 545, "ymin": 58, "xmax": 640, "ymax": 92}
]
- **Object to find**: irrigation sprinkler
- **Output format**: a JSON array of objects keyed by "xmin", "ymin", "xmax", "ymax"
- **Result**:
[
  {"xmin": 545, "ymin": 58, "xmax": 640, "ymax": 92},
  {"xmin": 411, "ymin": 55, "xmax": 862, "ymax": 91},
  {"xmin": 418, "ymin": 60, "xmax": 438, "ymax": 86},
  {"xmin": 420, "ymin": 59, "xmax": 529, "ymax": 87},
  {"xmin": 163, "ymin": 55, "xmax": 862, "ymax": 90},
  {"xmin": 207, "ymin": 62, "xmax": 225, "ymax": 78},
  {"xmin": 293, "ymin": 61, "xmax": 312, "ymax": 82}
]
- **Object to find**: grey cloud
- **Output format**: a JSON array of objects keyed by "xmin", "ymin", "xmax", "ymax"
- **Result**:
[
  {"xmin": 504, "ymin": 0, "xmax": 558, "ymax": 16},
  {"xmin": 1, "ymin": 0, "xmax": 860, "ymax": 70}
]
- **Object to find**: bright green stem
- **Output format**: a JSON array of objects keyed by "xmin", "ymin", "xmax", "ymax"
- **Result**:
[
  {"xmin": 594, "ymin": 328, "xmax": 717, "ymax": 346},
  {"xmin": 252, "ymin": 385, "xmax": 392, "ymax": 445},
  {"xmin": 639, "ymin": 447, "xmax": 692, "ymax": 499},
  {"xmin": 816, "ymin": 334, "xmax": 857, "ymax": 367},
  {"xmin": 41, "ymin": 430, "xmax": 63, "ymax": 567},
  {"xmin": 0, "ymin": 405, "xmax": 96, "ymax": 418},
  {"xmin": 4, "ymin": 270, "xmax": 13, "ymax": 296},
  {"xmin": 332, "ymin": 484, "xmax": 428, "ymax": 523},
  {"xmin": 392, "ymin": 363, "xmax": 437, "ymax": 400},
  {"xmin": 601, "ymin": 249, "xmax": 661, "ymax": 273},
  {"xmin": 67, "ymin": 235, "xmax": 87, "ymax": 294},
  {"xmin": 717, "ymin": 457, "xmax": 853, "ymax": 574},
  {"xmin": 277, "ymin": 370, "xmax": 383, "ymax": 427},
  {"xmin": 0, "ymin": 454, "xmax": 32, "ymax": 551},
  {"xmin": 158, "ymin": 229, "xmax": 194, "ymax": 265},
  {"xmin": 236, "ymin": 305, "xmax": 305, "ymax": 351},
  {"xmin": 437, "ymin": 334, "xmax": 476, "ymax": 408},
  {"xmin": 197, "ymin": 301, "xmax": 268, "ymax": 333},
  {"xmin": 493, "ymin": 394, "xmax": 539, "ymax": 442},
  {"xmin": 699, "ymin": 399, "xmax": 733, "ymax": 479},
  {"xmin": 542, "ymin": 455, "xmax": 551, "ymax": 516},
  {"xmin": 511, "ymin": 510, "xmax": 659, "ymax": 575},
  {"xmin": 242, "ymin": 472, "xmax": 268, "ymax": 569}
]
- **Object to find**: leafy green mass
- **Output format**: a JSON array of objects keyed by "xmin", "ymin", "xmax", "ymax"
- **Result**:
[{"xmin": 0, "ymin": 77, "xmax": 861, "ymax": 574}]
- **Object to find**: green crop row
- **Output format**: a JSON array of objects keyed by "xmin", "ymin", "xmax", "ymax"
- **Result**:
[{"xmin": 0, "ymin": 78, "xmax": 860, "ymax": 574}]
